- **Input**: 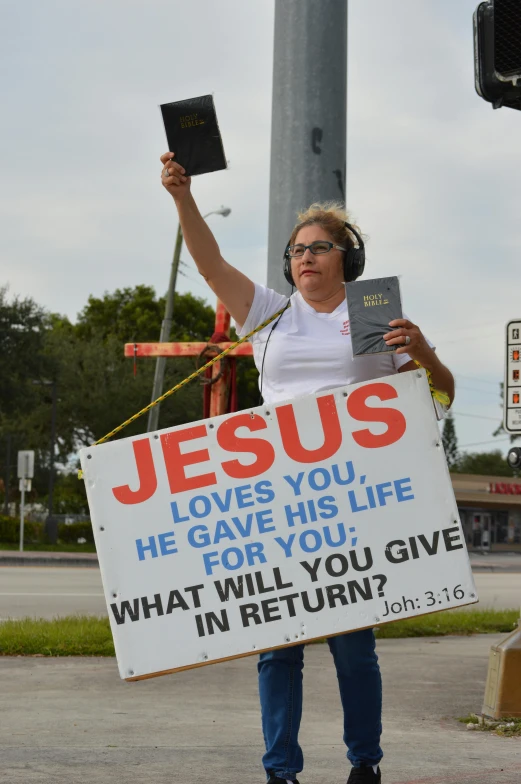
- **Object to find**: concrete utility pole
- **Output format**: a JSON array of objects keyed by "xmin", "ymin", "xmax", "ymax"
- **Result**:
[{"xmin": 267, "ymin": 0, "xmax": 348, "ymax": 296}]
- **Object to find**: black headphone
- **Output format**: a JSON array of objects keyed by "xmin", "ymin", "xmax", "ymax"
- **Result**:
[{"xmin": 283, "ymin": 221, "xmax": 365, "ymax": 286}]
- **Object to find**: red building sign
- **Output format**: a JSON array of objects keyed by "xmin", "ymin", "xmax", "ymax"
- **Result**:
[{"xmin": 489, "ymin": 482, "xmax": 521, "ymax": 495}]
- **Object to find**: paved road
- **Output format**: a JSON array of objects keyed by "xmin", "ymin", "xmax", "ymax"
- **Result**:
[
  {"xmin": 0, "ymin": 567, "xmax": 106, "ymax": 620},
  {"xmin": 2, "ymin": 635, "xmax": 521, "ymax": 784},
  {"xmin": 471, "ymin": 572, "xmax": 520, "ymax": 612},
  {"xmin": 0, "ymin": 566, "xmax": 519, "ymax": 619}
]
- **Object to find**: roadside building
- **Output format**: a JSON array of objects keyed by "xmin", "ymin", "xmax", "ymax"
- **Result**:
[{"xmin": 452, "ymin": 473, "xmax": 521, "ymax": 552}]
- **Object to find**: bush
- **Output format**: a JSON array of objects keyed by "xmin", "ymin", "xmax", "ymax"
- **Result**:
[
  {"xmin": 0, "ymin": 515, "xmax": 44, "ymax": 544},
  {"xmin": 0, "ymin": 516, "xmax": 94, "ymax": 546},
  {"xmin": 56, "ymin": 521, "xmax": 94, "ymax": 544}
]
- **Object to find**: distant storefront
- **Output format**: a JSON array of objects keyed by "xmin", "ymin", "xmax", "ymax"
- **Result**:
[{"xmin": 452, "ymin": 473, "xmax": 521, "ymax": 552}]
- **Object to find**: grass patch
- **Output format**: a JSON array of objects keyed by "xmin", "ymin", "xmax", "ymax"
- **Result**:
[
  {"xmin": 0, "ymin": 541, "xmax": 96, "ymax": 553},
  {"xmin": 0, "ymin": 615, "xmax": 114, "ymax": 656},
  {"xmin": 0, "ymin": 610, "xmax": 518, "ymax": 658},
  {"xmin": 374, "ymin": 609, "xmax": 518, "ymax": 638},
  {"xmin": 458, "ymin": 714, "xmax": 521, "ymax": 737}
]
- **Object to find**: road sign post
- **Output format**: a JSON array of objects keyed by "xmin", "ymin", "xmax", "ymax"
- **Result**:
[
  {"xmin": 504, "ymin": 320, "xmax": 521, "ymax": 434},
  {"xmin": 482, "ymin": 319, "xmax": 521, "ymax": 719},
  {"xmin": 17, "ymin": 451, "xmax": 34, "ymax": 553}
]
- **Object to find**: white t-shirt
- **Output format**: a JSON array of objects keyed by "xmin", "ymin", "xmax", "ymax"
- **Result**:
[{"xmin": 237, "ymin": 283, "xmax": 433, "ymax": 405}]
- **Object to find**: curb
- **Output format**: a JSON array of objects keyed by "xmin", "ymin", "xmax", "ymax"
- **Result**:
[
  {"xmin": 0, "ymin": 557, "xmax": 99, "ymax": 567},
  {"xmin": 0, "ymin": 553, "xmax": 519, "ymax": 571},
  {"xmin": 0, "ymin": 551, "xmax": 99, "ymax": 568}
]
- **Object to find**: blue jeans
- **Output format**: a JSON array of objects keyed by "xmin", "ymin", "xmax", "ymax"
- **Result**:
[{"xmin": 257, "ymin": 630, "xmax": 382, "ymax": 779}]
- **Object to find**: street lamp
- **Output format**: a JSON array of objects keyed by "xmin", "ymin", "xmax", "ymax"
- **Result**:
[
  {"xmin": 203, "ymin": 206, "xmax": 231, "ymax": 219},
  {"xmin": 146, "ymin": 206, "xmax": 231, "ymax": 432}
]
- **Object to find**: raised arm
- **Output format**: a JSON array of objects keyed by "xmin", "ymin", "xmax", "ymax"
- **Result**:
[{"xmin": 160, "ymin": 152, "xmax": 255, "ymax": 327}]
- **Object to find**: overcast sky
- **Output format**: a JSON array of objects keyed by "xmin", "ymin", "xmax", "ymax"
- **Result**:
[{"xmin": 1, "ymin": 0, "xmax": 519, "ymax": 455}]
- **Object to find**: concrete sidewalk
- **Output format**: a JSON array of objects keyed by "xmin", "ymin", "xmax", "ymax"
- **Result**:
[
  {"xmin": 2, "ymin": 548, "xmax": 521, "ymax": 571},
  {"xmin": 1, "ymin": 634, "xmax": 520, "ymax": 784}
]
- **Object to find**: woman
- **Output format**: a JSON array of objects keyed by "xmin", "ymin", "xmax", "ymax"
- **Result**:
[{"xmin": 159, "ymin": 152, "xmax": 455, "ymax": 784}]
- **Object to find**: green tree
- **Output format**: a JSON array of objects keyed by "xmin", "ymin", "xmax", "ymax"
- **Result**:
[
  {"xmin": 0, "ymin": 284, "xmax": 261, "ymax": 513},
  {"xmin": 76, "ymin": 285, "xmax": 215, "ymax": 343},
  {"xmin": 0, "ymin": 288, "xmax": 65, "ymax": 507},
  {"xmin": 0, "ymin": 286, "xmax": 52, "ymax": 429},
  {"xmin": 44, "ymin": 287, "xmax": 211, "ymax": 444},
  {"xmin": 442, "ymin": 411, "xmax": 458, "ymax": 469},
  {"xmin": 60, "ymin": 285, "xmax": 259, "ymax": 443},
  {"xmin": 48, "ymin": 327, "xmax": 206, "ymax": 444},
  {"xmin": 455, "ymin": 450, "xmax": 518, "ymax": 477},
  {"xmin": 46, "ymin": 471, "xmax": 88, "ymax": 514}
]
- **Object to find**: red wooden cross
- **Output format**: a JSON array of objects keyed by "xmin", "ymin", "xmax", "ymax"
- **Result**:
[{"xmin": 124, "ymin": 300, "xmax": 253, "ymax": 418}]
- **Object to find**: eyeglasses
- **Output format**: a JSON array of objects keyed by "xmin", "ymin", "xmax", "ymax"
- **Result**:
[{"xmin": 286, "ymin": 240, "xmax": 346, "ymax": 258}]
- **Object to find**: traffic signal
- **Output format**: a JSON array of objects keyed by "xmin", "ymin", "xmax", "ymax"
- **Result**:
[
  {"xmin": 507, "ymin": 446, "xmax": 521, "ymax": 469},
  {"xmin": 474, "ymin": 0, "xmax": 521, "ymax": 110}
]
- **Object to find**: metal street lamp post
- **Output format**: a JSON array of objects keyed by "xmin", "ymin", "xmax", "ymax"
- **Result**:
[
  {"xmin": 48, "ymin": 379, "xmax": 57, "ymax": 522},
  {"xmin": 146, "ymin": 206, "xmax": 231, "ymax": 432},
  {"xmin": 33, "ymin": 379, "xmax": 58, "ymax": 542},
  {"xmin": 3, "ymin": 434, "xmax": 12, "ymax": 515}
]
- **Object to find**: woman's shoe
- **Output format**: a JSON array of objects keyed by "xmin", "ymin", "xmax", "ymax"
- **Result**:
[{"xmin": 347, "ymin": 765, "xmax": 381, "ymax": 783}]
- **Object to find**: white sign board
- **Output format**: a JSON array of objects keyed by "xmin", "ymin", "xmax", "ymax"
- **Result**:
[
  {"xmin": 505, "ymin": 320, "xmax": 521, "ymax": 433},
  {"xmin": 17, "ymin": 450, "xmax": 34, "ymax": 480},
  {"xmin": 80, "ymin": 370, "xmax": 477, "ymax": 682}
]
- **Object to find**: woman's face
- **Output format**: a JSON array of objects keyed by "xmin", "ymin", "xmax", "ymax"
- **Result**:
[{"xmin": 291, "ymin": 225, "xmax": 345, "ymax": 300}]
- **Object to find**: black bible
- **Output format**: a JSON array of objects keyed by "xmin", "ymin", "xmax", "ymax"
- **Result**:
[
  {"xmin": 160, "ymin": 94, "xmax": 227, "ymax": 177},
  {"xmin": 346, "ymin": 276, "xmax": 403, "ymax": 356}
]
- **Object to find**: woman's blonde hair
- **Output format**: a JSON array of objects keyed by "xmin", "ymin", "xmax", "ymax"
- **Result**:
[{"xmin": 288, "ymin": 201, "xmax": 364, "ymax": 252}]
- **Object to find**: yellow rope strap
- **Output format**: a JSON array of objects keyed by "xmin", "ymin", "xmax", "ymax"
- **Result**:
[
  {"xmin": 78, "ymin": 306, "xmax": 449, "ymax": 478},
  {"xmin": 414, "ymin": 360, "xmax": 451, "ymax": 407}
]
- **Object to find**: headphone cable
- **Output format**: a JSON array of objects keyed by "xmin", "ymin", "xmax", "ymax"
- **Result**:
[{"xmin": 258, "ymin": 297, "xmax": 292, "ymax": 405}]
